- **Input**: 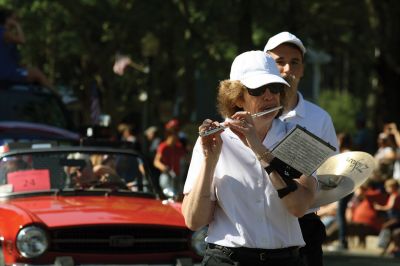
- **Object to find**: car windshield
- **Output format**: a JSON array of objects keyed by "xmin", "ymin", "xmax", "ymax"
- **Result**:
[{"xmin": 0, "ymin": 149, "xmax": 155, "ymax": 195}]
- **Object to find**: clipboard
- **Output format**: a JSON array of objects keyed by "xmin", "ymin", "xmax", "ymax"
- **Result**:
[{"xmin": 270, "ymin": 125, "xmax": 336, "ymax": 177}]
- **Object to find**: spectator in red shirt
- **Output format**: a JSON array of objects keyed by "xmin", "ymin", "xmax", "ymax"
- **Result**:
[
  {"xmin": 153, "ymin": 119, "xmax": 187, "ymax": 197},
  {"xmin": 350, "ymin": 186, "xmax": 386, "ymax": 233}
]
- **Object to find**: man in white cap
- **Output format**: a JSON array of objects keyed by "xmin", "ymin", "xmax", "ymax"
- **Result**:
[{"xmin": 264, "ymin": 32, "xmax": 339, "ymax": 266}]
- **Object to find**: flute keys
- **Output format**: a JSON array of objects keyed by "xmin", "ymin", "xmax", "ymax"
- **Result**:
[{"xmin": 199, "ymin": 125, "xmax": 225, "ymax": 137}]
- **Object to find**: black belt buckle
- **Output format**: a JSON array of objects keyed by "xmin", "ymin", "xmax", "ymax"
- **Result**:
[
  {"xmin": 259, "ymin": 252, "xmax": 267, "ymax": 261},
  {"xmin": 217, "ymin": 245, "xmax": 233, "ymax": 257},
  {"xmin": 212, "ymin": 244, "xmax": 234, "ymax": 257}
]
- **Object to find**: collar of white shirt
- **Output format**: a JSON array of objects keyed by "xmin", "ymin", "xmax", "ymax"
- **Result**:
[{"xmin": 281, "ymin": 92, "xmax": 306, "ymax": 120}]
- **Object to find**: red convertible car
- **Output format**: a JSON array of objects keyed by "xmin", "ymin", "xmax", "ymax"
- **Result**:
[{"xmin": 0, "ymin": 144, "xmax": 205, "ymax": 266}]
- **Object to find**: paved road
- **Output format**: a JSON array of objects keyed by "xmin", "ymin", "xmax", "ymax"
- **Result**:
[
  {"xmin": 324, "ymin": 253, "xmax": 399, "ymax": 266},
  {"xmin": 323, "ymin": 236, "xmax": 399, "ymax": 266},
  {"xmin": 194, "ymin": 237, "xmax": 399, "ymax": 266},
  {"xmin": 193, "ymin": 252, "xmax": 399, "ymax": 266}
]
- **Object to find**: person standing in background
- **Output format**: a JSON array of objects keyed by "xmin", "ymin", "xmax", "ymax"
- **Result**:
[
  {"xmin": 0, "ymin": 8, "xmax": 55, "ymax": 92},
  {"xmin": 153, "ymin": 119, "xmax": 187, "ymax": 197},
  {"xmin": 336, "ymin": 132, "xmax": 354, "ymax": 250},
  {"xmin": 144, "ymin": 126, "xmax": 161, "ymax": 160},
  {"xmin": 374, "ymin": 179, "xmax": 400, "ymax": 252},
  {"xmin": 117, "ymin": 122, "xmax": 142, "ymax": 152},
  {"xmin": 264, "ymin": 31, "xmax": 339, "ymax": 266},
  {"xmin": 383, "ymin": 122, "xmax": 400, "ymax": 180},
  {"xmin": 374, "ymin": 132, "xmax": 397, "ymax": 180},
  {"xmin": 144, "ymin": 126, "xmax": 162, "ymax": 190},
  {"xmin": 353, "ymin": 115, "xmax": 375, "ymax": 154}
]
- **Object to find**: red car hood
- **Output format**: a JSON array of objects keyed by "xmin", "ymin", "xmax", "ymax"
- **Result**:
[{"xmin": 6, "ymin": 195, "xmax": 185, "ymax": 228}]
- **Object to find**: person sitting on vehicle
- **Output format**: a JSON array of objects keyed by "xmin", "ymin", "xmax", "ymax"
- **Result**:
[
  {"xmin": 0, "ymin": 8, "xmax": 55, "ymax": 93},
  {"xmin": 90, "ymin": 154, "xmax": 130, "ymax": 190},
  {"xmin": 65, "ymin": 154, "xmax": 97, "ymax": 189},
  {"xmin": 92, "ymin": 164, "xmax": 129, "ymax": 189},
  {"xmin": 0, "ymin": 156, "xmax": 30, "ymax": 186}
]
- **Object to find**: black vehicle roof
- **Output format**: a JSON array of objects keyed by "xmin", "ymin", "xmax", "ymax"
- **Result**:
[
  {"xmin": 0, "ymin": 81, "xmax": 76, "ymax": 131},
  {"xmin": 0, "ymin": 143, "xmax": 142, "ymax": 158}
]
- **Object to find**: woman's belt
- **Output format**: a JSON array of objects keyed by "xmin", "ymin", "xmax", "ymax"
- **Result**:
[{"xmin": 207, "ymin": 243, "xmax": 300, "ymax": 261}]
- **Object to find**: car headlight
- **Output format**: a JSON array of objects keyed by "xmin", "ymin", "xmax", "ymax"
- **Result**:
[
  {"xmin": 16, "ymin": 226, "xmax": 49, "ymax": 258},
  {"xmin": 191, "ymin": 226, "xmax": 207, "ymax": 256}
]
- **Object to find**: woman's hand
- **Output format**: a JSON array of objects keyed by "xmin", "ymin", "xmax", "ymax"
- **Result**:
[
  {"xmin": 199, "ymin": 119, "xmax": 223, "ymax": 160},
  {"xmin": 227, "ymin": 111, "xmax": 259, "ymax": 147}
]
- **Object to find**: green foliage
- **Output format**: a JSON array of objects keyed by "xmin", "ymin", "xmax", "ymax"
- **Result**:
[
  {"xmin": 318, "ymin": 90, "xmax": 360, "ymax": 135},
  {"xmin": 1, "ymin": 0, "xmax": 399, "ymax": 133}
]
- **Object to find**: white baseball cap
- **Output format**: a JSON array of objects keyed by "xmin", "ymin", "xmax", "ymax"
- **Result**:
[
  {"xmin": 263, "ymin": 31, "xmax": 306, "ymax": 55},
  {"xmin": 229, "ymin": 50, "xmax": 289, "ymax": 89}
]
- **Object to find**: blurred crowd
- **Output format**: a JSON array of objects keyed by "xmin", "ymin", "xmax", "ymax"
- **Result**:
[
  {"xmin": 318, "ymin": 119, "xmax": 400, "ymax": 257},
  {"xmin": 113, "ymin": 116, "xmax": 400, "ymax": 257},
  {"xmin": 113, "ymin": 118, "xmax": 191, "ymax": 201}
]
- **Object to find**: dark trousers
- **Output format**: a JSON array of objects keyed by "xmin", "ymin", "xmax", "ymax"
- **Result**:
[
  {"xmin": 202, "ymin": 244, "xmax": 305, "ymax": 266},
  {"xmin": 298, "ymin": 213, "xmax": 326, "ymax": 266},
  {"xmin": 337, "ymin": 193, "xmax": 353, "ymax": 248}
]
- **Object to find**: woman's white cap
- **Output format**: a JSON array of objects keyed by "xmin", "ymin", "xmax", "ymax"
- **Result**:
[{"xmin": 229, "ymin": 50, "xmax": 289, "ymax": 89}]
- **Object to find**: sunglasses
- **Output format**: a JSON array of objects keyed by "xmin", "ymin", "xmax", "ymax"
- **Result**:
[{"xmin": 246, "ymin": 83, "xmax": 285, "ymax": 96}]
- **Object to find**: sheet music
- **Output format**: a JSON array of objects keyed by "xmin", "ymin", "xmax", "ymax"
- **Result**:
[{"xmin": 271, "ymin": 125, "xmax": 336, "ymax": 176}]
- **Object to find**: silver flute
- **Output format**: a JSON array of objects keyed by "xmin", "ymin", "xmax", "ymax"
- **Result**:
[{"xmin": 199, "ymin": 106, "xmax": 283, "ymax": 137}]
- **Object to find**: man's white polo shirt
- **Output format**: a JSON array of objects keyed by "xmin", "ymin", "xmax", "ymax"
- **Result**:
[
  {"xmin": 279, "ymin": 92, "xmax": 338, "ymax": 152},
  {"xmin": 280, "ymin": 92, "xmax": 339, "ymax": 213}
]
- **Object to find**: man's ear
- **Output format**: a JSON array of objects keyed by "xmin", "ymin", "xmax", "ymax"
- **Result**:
[{"xmin": 299, "ymin": 62, "xmax": 305, "ymax": 79}]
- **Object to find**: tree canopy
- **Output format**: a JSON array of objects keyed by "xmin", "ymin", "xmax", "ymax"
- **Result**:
[{"xmin": 2, "ymin": 0, "xmax": 399, "ymax": 138}]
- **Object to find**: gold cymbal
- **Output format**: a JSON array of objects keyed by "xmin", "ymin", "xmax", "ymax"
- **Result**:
[{"xmin": 311, "ymin": 151, "xmax": 376, "ymax": 208}]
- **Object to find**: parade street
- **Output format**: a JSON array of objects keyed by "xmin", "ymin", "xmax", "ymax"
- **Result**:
[{"xmin": 323, "ymin": 236, "xmax": 399, "ymax": 266}]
